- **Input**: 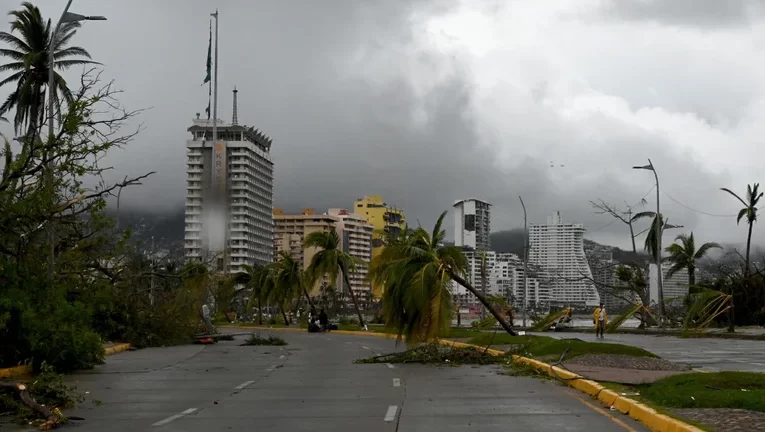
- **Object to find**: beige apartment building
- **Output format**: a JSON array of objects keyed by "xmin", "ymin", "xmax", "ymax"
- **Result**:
[{"xmin": 273, "ymin": 208, "xmax": 373, "ymax": 301}]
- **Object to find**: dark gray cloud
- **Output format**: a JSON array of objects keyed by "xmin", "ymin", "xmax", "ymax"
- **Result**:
[
  {"xmin": 599, "ymin": 0, "xmax": 764, "ymax": 28},
  {"xmin": 0, "ymin": 0, "xmax": 759, "ymax": 250}
]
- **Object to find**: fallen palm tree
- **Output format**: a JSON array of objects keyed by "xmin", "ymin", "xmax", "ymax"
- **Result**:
[
  {"xmin": 606, "ymin": 303, "xmax": 657, "ymax": 333},
  {"xmin": 683, "ymin": 288, "xmax": 731, "ymax": 333},
  {"xmin": 530, "ymin": 308, "xmax": 571, "ymax": 332}
]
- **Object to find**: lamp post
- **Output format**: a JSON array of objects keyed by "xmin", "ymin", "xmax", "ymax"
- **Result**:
[
  {"xmin": 45, "ymin": 1, "xmax": 106, "ymax": 284},
  {"xmin": 519, "ymin": 196, "xmax": 528, "ymax": 328},
  {"xmin": 632, "ymin": 159, "xmax": 665, "ymax": 325}
]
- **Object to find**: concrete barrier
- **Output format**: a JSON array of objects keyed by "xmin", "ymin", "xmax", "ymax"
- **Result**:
[{"xmin": 0, "ymin": 342, "xmax": 133, "ymax": 380}]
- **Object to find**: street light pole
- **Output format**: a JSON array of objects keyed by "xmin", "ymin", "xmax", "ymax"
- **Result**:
[
  {"xmin": 46, "ymin": 0, "xmax": 106, "ymax": 285},
  {"xmin": 519, "ymin": 196, "xmax": 528, "ymax": 328},
  {"xmin": 633, "ymin": 159, "xmax": 665, "ymax": 325}
]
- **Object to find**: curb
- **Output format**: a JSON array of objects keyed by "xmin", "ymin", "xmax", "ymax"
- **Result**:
[
  {"xmin": 226, "ymin": 326, "xmax": 703, "ymax": 432},
  {"xmin": 0, "ymin": 342, "xmax": 132, "ymax": 380}
]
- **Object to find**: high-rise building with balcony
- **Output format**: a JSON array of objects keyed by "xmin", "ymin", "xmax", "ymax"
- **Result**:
[
  {"xmin": 353, "ymin": 195, "xmax": 406, "ymax": 296},
  {"xmin": 273, "ymin": 208, "xmax": 373, "ymax": 301},
  {"xmin": 453, "ymin": 198, "xmax": 491, "ymax": 251},
  {"xmin": 184, "ymin": 95, "xmax": 274, "ymax": 274},
  {"xmin": 529, "ymin": 211, "xmax": 600, "ymax": 307},
  {"xmin": 328, "ymin": 208, "xmax": 374, "ymax": 302}
]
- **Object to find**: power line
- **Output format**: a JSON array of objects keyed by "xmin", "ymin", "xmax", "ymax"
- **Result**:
[
  {"xmin": 661, "ymin": 189, "xmax": 738, "ymax": 218},
  {"xmin": 589, "ymin": 219, "xmax": 617, "ymax": 233}
]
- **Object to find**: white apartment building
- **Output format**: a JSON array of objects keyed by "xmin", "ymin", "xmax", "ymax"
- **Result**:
[
  {"xmin": 184, "ymin": 100, "xmax": 274, "ymax": 274},
  {"xmin": 327, "ymin": 209, "xmax": 374, "ymax": 302},
  {"xmin": 452, "ymin": 250, "xmax": 551, "ymax": 310},
  {"xmin": 453, "ymin": 198, "xmax": 491, "ymax": 251},
  {"xmin": 649, "ymin": 263, "xmax": 690, "ymax": 308},
  {"xmin": 529, "ymin": 211, "xmax": 600, "ymax": 307}
]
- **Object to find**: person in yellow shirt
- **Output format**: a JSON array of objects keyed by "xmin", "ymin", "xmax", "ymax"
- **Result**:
[{"xmin": 593, "ymin": 303, "xmax": 607, "ymax": 339}]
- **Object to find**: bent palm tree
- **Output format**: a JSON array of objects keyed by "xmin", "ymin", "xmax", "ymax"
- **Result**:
[
  {"xmin": 369, "ymin": 211, "xmax": 516, "ymax": 343},
  {"xmin": 665, "ymin": 232, "xmax": 721, "ymax": 290},
  {"xmin": 305, "ymin": 229, "xmax": 365, "ymax": 328},
  {"xmin": 0, "ymin": 2, "xmax": 97, "ymax": 134}
]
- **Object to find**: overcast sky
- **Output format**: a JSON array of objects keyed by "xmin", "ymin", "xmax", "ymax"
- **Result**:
[{"xmin": 3, "ymin": 0, "xmax": 765, "ymax": 251}]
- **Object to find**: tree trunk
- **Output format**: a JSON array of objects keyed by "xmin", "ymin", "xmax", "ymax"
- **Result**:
[
  {"xmin": 450, "ymin": 271, "xmax": 517, "ymax": 336},
  {"xmin": 300, "ymin": 279, "xmax": 316, "ymax": 313},
  {"xmin": 0, "ymin": 382, "xmax": 60, "ymax": 429},
  {"xmin": 257, "ymin": 291, "xmax": 263, "ymax": 325},
  {"xmin": 281, "ymin": 308, "xmax": 289, "ymax": 326},
  {"xmin": 339, "ymin": 262, "xmax": 365, "ymax": 328}
]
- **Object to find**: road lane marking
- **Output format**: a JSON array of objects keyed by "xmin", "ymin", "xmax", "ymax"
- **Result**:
[
  {"xmin": 345, "ymin": 341, "xmax": 352, "ymax": 344},
  {"xmin": 392, "ymin": 378, "xmax": 401, "ymax": 387},
  {"xmin": 386, "ymin": 363, "xmax": 395, "ymax": 369},
  {"xmin": 384, "ymin": 405, "xmax": 398, "ymax": 422},
  {"xmin": 566, "ymin": 389, "xmax": 639, "ymax": 432},
  {"xmin": 361, "ymin": 345, "xmax": 371, "ymax": 350},
  {"xmin": 234, "ymin": 380, "xmax": 255, "ymax": 390},
  {"xmin": 152, "ymin": 408, "xmax": 198, "ymax": 427},
  {"xmin": 279, "ymin": 355, "xmax": 285, "ymax": 359}
]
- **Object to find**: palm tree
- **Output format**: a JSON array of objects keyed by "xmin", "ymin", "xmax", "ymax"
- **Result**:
[
  {"xmin": 721, "ymin": 183, "xmax": 762, "ymax": 331},
  {"xmin": 304, "ymin": 229, "xmax": 365, "ymax": 328},
  {"xmin": 272, "ymin": 251, "xmax": 315, "ymax": 314},
  {"xmin": 231, "ymin": 264, "xmax": 268, "ymax": 325},
  {"xmin": 665, "ymin": 232, "xmax": 721, "ymax": 291},
  {"xmin": 369, "ymin": 211, "xmax": 516, "ymax": 343},
  {"xmin": 721, "ymin": 184, "xmax": 762, "ymax": 279},
  {"xmin": 633, "ymin": 211, "xmax": 661, "ymax": 260},
  {"xmin": 0, "ymin": 2, "xmax": 97, "ymax": 134}
]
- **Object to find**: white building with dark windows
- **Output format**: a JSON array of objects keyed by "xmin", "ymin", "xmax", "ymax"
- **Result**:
[
  {"xmin": 453, "ymin": 198, "xmax": 491, "ymax": 251},
  {"xmin": 529, "ymin": 211, "xmax": 600, "ymax": 307},
  {"xmin": 451, "ymin": 250, "xmax": 551, "ymax": 310},
  {"xmin": 184, "ymin": 90, "xmax": 274, "ymax": 274}
]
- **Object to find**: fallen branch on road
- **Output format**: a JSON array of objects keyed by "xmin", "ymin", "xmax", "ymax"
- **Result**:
[
  {"xmin": 0, "ymin": 382, "xmax": 61, "ymax": 430},
  {"xmin": 355, "ymin": 342, "xmax": 511, "ymax": 366}
]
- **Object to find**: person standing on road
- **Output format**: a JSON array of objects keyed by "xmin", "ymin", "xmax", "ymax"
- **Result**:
[{"xmin": 593, "ymin": 303, "xmax": 607, "ymax": 339}]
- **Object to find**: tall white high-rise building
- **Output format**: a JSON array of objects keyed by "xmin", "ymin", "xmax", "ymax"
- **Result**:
[
  {"xmin": 649, "ymin": 264, "xmax": 689, "ymax": 308},
  {"xmin": 529, "ymin": 211, "xmax": 600, "ymax": 307},
  {"xmin": 453, "ymin": 198, "xmax": 491, "ymax": 250},
  {"xmin": 184, "ymin": 93, "xmax": 274, "ymax": 274}
]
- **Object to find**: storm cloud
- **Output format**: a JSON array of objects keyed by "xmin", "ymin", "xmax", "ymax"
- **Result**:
[{"xmin": 3, "ymin": 0, "xmax": 765, "ymax": 252}]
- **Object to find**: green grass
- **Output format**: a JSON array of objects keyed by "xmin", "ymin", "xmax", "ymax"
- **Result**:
[
  {"xmin": 466, "ymin": 333, "xmax": 657, "ymax": 360},
  {"xmin": 638, "ymin": 372, "xmax": 765, "ymax": 412}
]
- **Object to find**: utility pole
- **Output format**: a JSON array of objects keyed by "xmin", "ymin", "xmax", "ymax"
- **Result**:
[
  {"xmin": 519, "ymin": 196, "xmax": 529, "ymax": 328},
  {"xmin": 150, "ymin": 236, "xmax": 155, "ymax": 307},
  {"xmin": 480, "ymin": 251, "xmax": 487, "ymax": 320}
]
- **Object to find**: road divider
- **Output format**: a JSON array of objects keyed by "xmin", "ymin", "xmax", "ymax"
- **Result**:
[
  {"xmin": 225, "ymin": 326, "xmax": 704, "ymax": 432},
  {"xmin": 0, "ymin": 342, "xmax": 133, "ymax": 380}
]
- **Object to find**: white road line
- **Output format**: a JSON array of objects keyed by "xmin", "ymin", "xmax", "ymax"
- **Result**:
[
  {"xmin": 344, "ymin": 341, "xmax": 352, "ymax": 344},
  {"xmin": 279, "ymin": 355, "xmax": 285, "ymax": 360},
  {"xmin": 386, "ymin": 363, "xmax": 395, "ymax": 369},
  {"xmin": 234, "ymin": 380, "xmax": 255, "ymax": 390},
  {"xmin": 361, "ymin": 345, "xmax": 371, "ymax": 350},
  {"xmin": 152, "ymin": 408, "xmax": 197, "ymax": 427},
  {"xmin": 392, "ymin": 378, "xmax": 401, "ymax": 387},
  {"xmin": 384, "ymin": 405, "xmax": 398, "ymax": 422}
]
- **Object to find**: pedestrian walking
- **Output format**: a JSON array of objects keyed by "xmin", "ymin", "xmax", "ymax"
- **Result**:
[{"xmin": 593, "ymin": 303, "xmax": 607, "ymax": 339}]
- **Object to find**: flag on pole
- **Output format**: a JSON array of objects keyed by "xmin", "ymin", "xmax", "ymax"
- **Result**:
[
  {"xmin": 203, "ymin": 19, "xmax": 212, "ymax": 119},
  {"xmin": 203, "ymin": 20, "xmax": 212, "ymax": 85}
]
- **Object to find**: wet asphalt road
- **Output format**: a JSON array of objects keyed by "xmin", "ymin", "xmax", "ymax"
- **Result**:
[{"xmin": 52, "ymin": 331, "xmax": 645, "ymax": 431}]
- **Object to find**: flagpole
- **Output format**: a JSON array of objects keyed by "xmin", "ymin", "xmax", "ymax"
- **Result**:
[{"xmin": 211, "ymin": 10, "xmax": 219, "ymax": 141}]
